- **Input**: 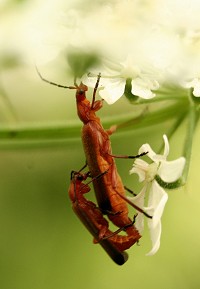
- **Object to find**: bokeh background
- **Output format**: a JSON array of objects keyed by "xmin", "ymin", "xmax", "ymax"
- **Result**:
[{"xmin": 1, "ymin": 1, "xmax": 200, "ymax": 289}]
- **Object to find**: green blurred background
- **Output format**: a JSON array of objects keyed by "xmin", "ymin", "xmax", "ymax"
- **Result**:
[{"xmin": 1, "ymin": 1, "xmax": 200, "ymax": 289}]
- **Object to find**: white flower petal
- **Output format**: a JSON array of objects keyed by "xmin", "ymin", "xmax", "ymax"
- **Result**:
[
  {"xmin": 99, "ymin": 79, "xmax": 126, "ymax": 104},
  {"xmin": 128, "ymin": 185, "xmax": 147, "ymax": 234},
  {"xmin": 149, "ymin": 134, "xmax": 169, "ymax": 162},
  {"xmin": 129, "ymin": 167, "xmax": 146, "ymax": 182},
  {"xmin": 146, "ymin": 222, "xmax": 161, "ymax": 256},
  {"xmin": 145, "ymin": 183, "xmax": 166, "ymax": 256},
  {"xmin": 129, "ymin": 159, "xmax": 149, "ymax": 182},
  {"xmin": 138, "ymin": 143, "xmax": 157, "ymax": 161},
  {"xmin": 133, "ymin": 158, "xmax": 149, "ymax": 169},
  {"xmin": 193, "ymin": 86, "xmax": 200, "ymax": 97},
  {"xmin": 158, "ymin": 157, "xmax": 186, "ymax": 183},
  {"xmin": 147, "ymin": 181, "xmax": 168, "ymax": 228},
  {"xmin": 81, "ymin": 73, "xmax": 111, "ymax": 88},
  {"xmin": 131, "ymin": 78, "xmax": 156, "ymax": 99},
  {"xmin": 184, "ymin": 78, "xmax": 200, "ymax": 97},
  {"xmin": 135, "ymin": 214, "xmax": 144, "ymax": 235},
  {"xmin": 163, "ymin": 134, "xmax": 169, "ymax": 158},
  {"xmin": 128, "ymin": 184, "xmax": 146, "ymax": 207}
]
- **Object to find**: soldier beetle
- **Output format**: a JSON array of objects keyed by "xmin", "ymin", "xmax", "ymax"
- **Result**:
[
  {"xmin": 37, "ymin": 70, "xmax": 151, "ymax": 236},
  {"xmin": 68, "ymin": 169, "xmax": 140, "ymax": 265}
]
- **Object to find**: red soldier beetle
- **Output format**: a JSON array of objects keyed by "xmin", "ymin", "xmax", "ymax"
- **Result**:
[
  {"xmin": 37, "ymin": 69, "xmax": 151, "ymax": 230},
  {"xmin": 68, "ymin": 169, "xmax": 141, "ymax": 265}
]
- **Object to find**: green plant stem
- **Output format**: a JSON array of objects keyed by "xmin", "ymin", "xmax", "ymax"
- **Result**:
[
  {"xmin": 157, "ymin": 111, "xmax": 187, "ymax": 154},
  {"xmin": 0, "ymin": 99, "xmax": 188, "ymax": 149},
  {"xmin": 181, "ymin": 103, "xmax": 199, "ymax": 184},
  {"xmin": 114, "ymin": 100, "xmax": 188, "ymax": 132},
  {"xmin": 134, "ymin": 88, "xmax": 187, "ymax": 104}
]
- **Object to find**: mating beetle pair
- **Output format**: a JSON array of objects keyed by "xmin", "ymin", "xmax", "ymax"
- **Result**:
[{"xmin": 38, "ymin": 71, "xmax": 151, "ymax": 265}]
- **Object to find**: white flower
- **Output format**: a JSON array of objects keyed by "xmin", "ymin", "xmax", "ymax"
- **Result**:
[
  {"xmin": 82, "ymin": 55, "xmax": 160, "ymax": 104},
  {"xmin": 184, "ymin": 78, "xmax": 200, "ymax": 97},
  {"xmin": 129, "ymin": 135, "xmax": 185, "ymax": 256}
]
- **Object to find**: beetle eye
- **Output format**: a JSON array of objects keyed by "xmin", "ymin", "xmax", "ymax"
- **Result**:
[
  {"xmin": 79, "ymin": 89, "xmax": 84, "ymax": 95},
  {"xmin": 77, "ymin": 175, "xmax": 84, "ymax": 181}
]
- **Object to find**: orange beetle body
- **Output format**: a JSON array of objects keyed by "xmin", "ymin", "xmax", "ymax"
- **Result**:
[
  {"xmin": 75, "ymin": 83, "xmax": 140, "ymax": 233},
  {"xmin": 68, "ymin": 171, "xmax": 140, "ymax": 265}
]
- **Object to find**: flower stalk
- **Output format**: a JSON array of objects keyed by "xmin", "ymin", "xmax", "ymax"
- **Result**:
[{"xmin": 181, "ymin": 93, "xmax": 200, "ymax": 184}]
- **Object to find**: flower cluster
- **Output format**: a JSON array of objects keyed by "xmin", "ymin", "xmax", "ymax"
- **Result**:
[
  {"xmin": 6, "ymin": 0, "xmax": 200, "ymax": 99},
  {"xmin": 74, "ymin": 0, "xmax": 200, "ymax": 103}
]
